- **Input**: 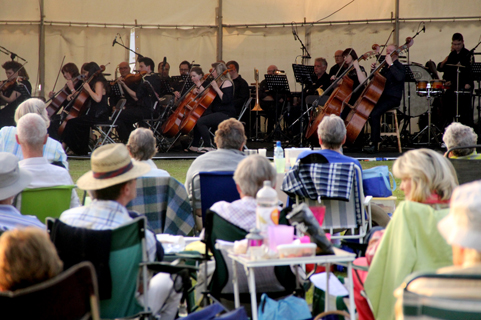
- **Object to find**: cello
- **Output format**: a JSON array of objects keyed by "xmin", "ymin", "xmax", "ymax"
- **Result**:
[
  {"xmin": 46, "ymin": 75, "xmax": 83, "ymax": 117},
  {"xmin": 162, "ymin": 71, "xmax": 212, "ymax": 137},
  {"xmin": 344, "ymin": 37, "xmax": 414, "ymax": 143},
  {"xmin": 57, "ymin": 65, "xmax": 106, "ymax": 136},
  {"xmin": 178, "ymin": 69, "xmax": 230, "ymax": 135},
  {"xmin": 305, "ymin": 49, "xmax": 379, "ymax": 139}
]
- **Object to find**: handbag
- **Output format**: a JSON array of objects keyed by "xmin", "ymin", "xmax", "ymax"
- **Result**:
[
  {"xmin": 362, "ymin": 166, "xmax": 396, "ymax": 197},
  {"xmin": 258, "ymin": 293, "xmax": 312, "ymax": 320}
]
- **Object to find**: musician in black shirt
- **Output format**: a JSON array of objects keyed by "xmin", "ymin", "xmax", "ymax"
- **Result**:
[
  {"xmin": 0, "ymin": 61, "xmax": 31, "ymax": 129},
  {"xmin": 304, "ymin": 57, "xmax": 331, "ymax": 97}
]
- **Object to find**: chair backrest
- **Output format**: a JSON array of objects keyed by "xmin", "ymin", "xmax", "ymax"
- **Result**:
[
  {"xmin": 47, "ymin": 217, "xmax": 149, "ymax": 319},
  {"xmin": 194, "ymin": 171, "xmax": 240, "ymax": 226},
  {"xmin": 19, "ymin": 185, "xmax": 75, "ymax": 222},
  {"xmin": 402, "ymin": 271, "xmax": 481, "ymax": 319},
  {"xmin": 0, "ymin": 261, "xmax": 100, "ymax": 320},
  {"xmin": 126, "ymin": 176, "xmax": 195, "ymax": 236},
  {"xmin": 445, "ymin": 145, "xmax": 481, "ymax": 185}
]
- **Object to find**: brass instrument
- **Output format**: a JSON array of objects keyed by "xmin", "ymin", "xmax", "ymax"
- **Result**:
[
  {"xmin": 316, "ymin": 86, "xmax": 324, "ymax": 96},
  {"xmin": 252, "ymin": 68, "xmax": 263, "ymax": 111}
]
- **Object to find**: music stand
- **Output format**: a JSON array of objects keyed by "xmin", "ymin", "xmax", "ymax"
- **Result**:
[
  {"xmin": 400, "ymin": 65, "xmax": 417, "ymax": 137},
  {"xmin": 472, "ymin": 61, "xmax": 481, "ymax": 134},
  {"xmin": 292, "ymin": 64, "xmax": 314, "ymax": 146},
  {"xmin": 171, "ymin": 75, "xmax": 194, "ymax": 95},
  {"xmin": 159, "ymin": 78, "xmax": 174, "ymax": 95},
  {"xmin": 265, "ymin": 74, "xmax": 290, "ymax": 141}
]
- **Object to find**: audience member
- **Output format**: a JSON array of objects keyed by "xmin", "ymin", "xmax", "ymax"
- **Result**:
[
  {"xmin": 211, "ymin": 155, "xmax": 276, "ymax": 231},
  {"xmin": 443, "ymin": 122, "xmax": 480, "ymax": 159},
  {"xmin": 0, "ymin": 98, "xmax": 68, "ymax": 169},
  {"xmin": 0, "ymin": 228, "xmax": 63, "ymax": 292},
  {"xmin": 361, "ymin": 149, "xmax": 458, "ymax": 320},
  {"xmin": 60, "ymin": 143, "xmax": 180, "ymax": 319},
  {"xmin": 16, "ymin": 113, "xmax": 79, "ymax": 208},
  {"xmin": 127, "ymin": 128, "xmax": 169, "ymax": 177},
  {"xmin": 185, "ymin": 118, "xmax": 246, "ymax": 227},
  {"xmin": 0, "ymin": 152, "xmax": 44, "ymax": 231}
]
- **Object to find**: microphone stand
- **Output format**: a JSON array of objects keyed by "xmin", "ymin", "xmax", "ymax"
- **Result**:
[
  {"xmin": 0, "ymin": 46, "xmax": 27, "ymax": 62},
  {"xmin": 112, "ymin": 39, "xmax": 144, "ymax": 59},
  {"xmin": 292, "ymin": 24, "xmax": 311, "ymax": 63}
]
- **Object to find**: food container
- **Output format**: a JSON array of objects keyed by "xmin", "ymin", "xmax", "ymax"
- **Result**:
[{"xmin": 277, "ymin": 243, "xmax": 317, "ymax": 258}]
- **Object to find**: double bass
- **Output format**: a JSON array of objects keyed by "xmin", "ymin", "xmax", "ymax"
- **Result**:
[
  {"xmin": 162, "ymin": 71, "xmax": 212, "ymax": 137},
  {"xmin": 305, "ymin": 49, "xmax": 379, "ymax": 139},
  {"xmin": 57, "ymin": 65, "xmax": 106, "ymax": 136},
  {"xmin": 344, "ymin": 37, "xmax": 414, "ymax": 143},
  {"xmin": 177, "ymin": 69, "xmax": 231, "ymax": 135}
]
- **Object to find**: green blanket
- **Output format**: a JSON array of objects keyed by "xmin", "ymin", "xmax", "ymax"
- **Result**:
[{"xmin": 364, "ymin": 201, "xmax": 453, "ymax": 320}]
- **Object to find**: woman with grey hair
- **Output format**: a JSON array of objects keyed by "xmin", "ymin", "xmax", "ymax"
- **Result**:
[
  {"xmin": 443, "ymin": 122, "xmax": 480, "ymax": 159},
  {"xmin": 0, "ymin": 98, "xmax": 68, "ymax": 169},
  {"xmin": 210, "ymin": 155, "xmax": 276, "ymax": 231},
  {"xmin": 126, "ymin": 128, "xmax": 169, "ymax": 177}
]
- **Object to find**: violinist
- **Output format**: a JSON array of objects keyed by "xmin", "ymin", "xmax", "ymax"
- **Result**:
[
  {"xmin": 363, "ymin": 44, "xmax": 405, "ymax": 154},
  {"xmin": 116, "ymin": 61, "xmax": 139, "ymax": 108},
  {"xmin": 116, "ymin": 57, "xmax": 163, "ymax": 143},
  {"xmin": 61, "ymin": 62, "xmax": 110, "ymax": 155},
  {"xmin": 186, "ymin": 62, "xmax": 235, "ymax": 153},
  {"xmin": 0, "ymin": 61, "xmax": 31, "ymax": 129},
  {"xmin": 338, "ymin": 48, "xmax": 367, "ymax": 119},
  {"xmin": 304, "ymin": 57, "xmax": 331, "ymax": 97}
]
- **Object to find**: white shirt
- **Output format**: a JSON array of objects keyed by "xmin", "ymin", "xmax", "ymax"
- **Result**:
[
  {"xmin": 138, "ymin": 159, "xmax": 170, "ymax": 178},
  {"xmin": 19, "ymin": 157, "xmax": 80, "ymax": 208}
]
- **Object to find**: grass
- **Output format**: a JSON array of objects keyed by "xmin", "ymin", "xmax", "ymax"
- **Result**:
[{"xmin": 69, "ymin": 158, "xmax": 404, "ymax": 202}]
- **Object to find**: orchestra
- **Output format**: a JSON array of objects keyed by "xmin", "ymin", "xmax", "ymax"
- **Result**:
[{"xmin": 1, "ymin": 31, "xmax": 479, "ymax": 155}]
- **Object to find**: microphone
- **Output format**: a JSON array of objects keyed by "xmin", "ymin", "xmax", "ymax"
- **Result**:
[
  {"xmin": 422, "ymin": 24, "xmax": 425, "ymax": 33},
  {"xmin": 112, "ymin": 35, "xmax": 118, "ymax": 47}
]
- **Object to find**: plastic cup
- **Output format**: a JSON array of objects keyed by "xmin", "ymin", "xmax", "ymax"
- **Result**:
[
  {"xmin": 268, "ymin": 225, "xmax": 294, "ymax": 251},
  {"xmin": 275, "ymin": 158, "xmax": 285, "ymax": 173},
  {"xmin": 258, "ymin": 148, "xmax": 267, "ymax": 157}
]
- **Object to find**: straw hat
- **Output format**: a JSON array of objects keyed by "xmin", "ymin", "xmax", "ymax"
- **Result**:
[
  {"xmin": 77, "ymin": 144, "xmax": 150, "ymax": 191},
  {"xmin": 438, "ymin": 180, "xmax": 481, "ymax": 251},
  {"xmin": 0, "ymin": 152, "xmax": 32, "ymax": 200}
]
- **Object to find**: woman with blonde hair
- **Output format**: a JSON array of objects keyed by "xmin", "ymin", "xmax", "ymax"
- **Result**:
[
  {"xmin": 0, "ymin": 98, "xmax": 68, "ymax": 168},
  {"xmin": 186, "ymin": 62, "xmax": 236, "ymax": 153}
]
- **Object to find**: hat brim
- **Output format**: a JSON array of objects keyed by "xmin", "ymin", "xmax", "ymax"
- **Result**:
[
  {"xmin": 0, "ymin": 169, "xmax": 32, "ymax": 201},
  {"xmin": 77, "ymin": 161, "xmax": 151, "ymax": 191},
  {"xmin": 438, "ymin": 214, "xmax": 481, "ymax": 251}
]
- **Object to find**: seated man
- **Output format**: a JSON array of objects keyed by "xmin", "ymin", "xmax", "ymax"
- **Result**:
[
  {"xmin": 211, "ymin": 154, "xmax": 276, "ymax": 231},
  {"xmin": 60, "ymin": 143, "xmax": 181, "ymax": 320},
  {"xmin": 16, "ymin": 113, "xmax": 79, "ymax": 208},
  {"xmin": 127, "ymin": 128, "xmax": 169, "ymax": 177},
  {"xmin": 443, "ymin": 122, "xmax": 481, "ymax": 159},
  {"xmin": 185, "ymin": 118, "xmax": 246, "ymax": 228},
  {"xmin": 0, "ymin": 228, "xmax": 63, "ymax": 291},
  {"xmin": 0, "ymin": 152, "xmax": 44, "ymax": 231}
]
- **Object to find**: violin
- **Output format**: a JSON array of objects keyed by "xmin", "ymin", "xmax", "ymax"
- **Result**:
[
  {"xmin": 178, "ymin": 69, "xmax": 230, "ymax": 134},
  {"xmin": 113, "ymin": 71, "xmax": 147, "ymax": 87},
  {"xmin": 58, "ymin": 65, "xmax": 106, "ymax": 136},
  {"xmin": 344, "ymin": 37, "xmax": 414, "ymax": 143},
  {"xmin": 0, "ymin": 77, "xmax": 21, "ymax": 93},
  {"xmin": 305, "ymin": 50, "xmax": 378, "ymax": 139}
]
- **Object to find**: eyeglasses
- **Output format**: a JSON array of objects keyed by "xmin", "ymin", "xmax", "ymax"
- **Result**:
[{"xmin": 334, "ymin": 55, "xmax": 343, "ymax": 58}]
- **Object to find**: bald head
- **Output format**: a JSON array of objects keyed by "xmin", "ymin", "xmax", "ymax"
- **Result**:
[
  {"xmin": 267, "ymin": 65, "xmax": 278, "ymax": 75},
  {"xmin": 119, "ymin": 62, "xmax": 131, "ymax": 77},
  {"xmin": 334, "ymin": 50, "xmax": 344, "ymax": 65}
]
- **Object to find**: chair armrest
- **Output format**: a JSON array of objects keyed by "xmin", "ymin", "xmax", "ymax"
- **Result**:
[
  {"xmin": 363, "ymin": 196, "xmax": 372, "ymax": 206},
  {"xmin": 143, "ymin": 262, "xmax": 199, "ymax": 274}
]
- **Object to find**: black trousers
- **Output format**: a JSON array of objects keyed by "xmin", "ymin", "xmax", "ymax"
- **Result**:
[{"xmin": 368, "ymin": 95, "xmax": 401, "ymax": 144}]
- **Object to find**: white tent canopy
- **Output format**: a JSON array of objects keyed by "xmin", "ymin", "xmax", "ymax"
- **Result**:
[{"xmin": 1, "ymin": 0, "xmax": 480, "ymax": 97}]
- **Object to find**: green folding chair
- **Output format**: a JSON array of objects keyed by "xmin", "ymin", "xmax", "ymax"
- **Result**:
[{"xmin": 19, "ymin": 185, "xmax": 75, "ymax": 222}]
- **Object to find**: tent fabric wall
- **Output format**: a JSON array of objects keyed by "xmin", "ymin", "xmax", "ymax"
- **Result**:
[{"xmin": 0, "ymin": 0, "xmax": 480, "ymax": 98}]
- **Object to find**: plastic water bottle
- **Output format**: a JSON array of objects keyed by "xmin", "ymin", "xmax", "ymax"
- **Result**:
[
  {"xmin": 273, "ymin": 141, "xmax": 285, "ymax": 173},
  {"xmin": 256, "ymin": 180, "xmax": 279, "ymax": 234}
]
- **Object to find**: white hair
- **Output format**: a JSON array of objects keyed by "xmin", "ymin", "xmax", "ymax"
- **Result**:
[
  {"xmin": 443, "ymin": 122, "xmax": 478, "ymax": 157},
  {"xmin": 233, "ymin": 155, "xmax": 276, "ymax": 197},
  {"xmin": 17, "ymin": 113, "xmax": 47, "ymax": 148},
  {"xmin": 15, "ymin": 98, "xmax": 50, "ymax": 128}
]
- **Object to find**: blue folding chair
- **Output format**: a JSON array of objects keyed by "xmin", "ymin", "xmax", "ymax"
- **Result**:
[{"xmin": 192, "ymin": 171, "xmax": 240, "ymax": 227}]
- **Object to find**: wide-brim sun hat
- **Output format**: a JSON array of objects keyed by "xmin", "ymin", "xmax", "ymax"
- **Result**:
[
  {"xmin": 77, "ymin": 143, "xmax": 150, "ymax": 191},
  {"xmin": 0, "ymin": 152, "xmax": 32, "ymax": 200},
  {"xmin": 438, "ymin": 180, "xmax": 481, "ymax": 251}
]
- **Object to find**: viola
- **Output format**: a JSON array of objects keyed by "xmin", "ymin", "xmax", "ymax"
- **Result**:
[
  {"xmin": 178, "ymin": 69, "xmax": 231, "ymax": 134},
  {"xmin": 162, "ymin": 72, "xmax": 211, "ymax": 137},
  {"xmin": 344, "ymin": 37, "xmax": 414, "ymax": 143},
  {"xmin": 305, "ymin": 50, "xmax": 378, "ymax": 139},
  {"xmin": 118, "ymin": 71, "xmax": 147, "ymax": 87},
  {"xmin": 0, "ymin": 77, "xmax": 20, "ymax": 93},
  {"xmin": 46, "ymin": 76, "xmax": 82, "ymax": 117},
  {"xmin": 58, "ymin": 65, "xmax": 106, "ymax": 136}
]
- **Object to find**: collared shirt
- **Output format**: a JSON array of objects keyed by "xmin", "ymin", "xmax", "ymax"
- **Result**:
[
  {"xmin": 0, "ymin": 126, "xmax": 69, "ymax": 169},
  {"xmin": 211, "ymin": 196, "xmax": 257, "ymax": 231},
  {"xmin": 19, "ymin": 157, "xmax": 80, "ymax": 208},
  {"xmin": 138, "ymin": 159, "xmax": 170, "ymax": 178},
  {"xmin": 60, "ymin": 199, "xmax": 157, "ymax": 261},
  {"xmin": 0, "ymin": 204, "xmax": 45, "ymax": 231}
]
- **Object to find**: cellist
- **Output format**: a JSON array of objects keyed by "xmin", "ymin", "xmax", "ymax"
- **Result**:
[
  {"xmin": 186, "ymin": 62, "xmax": 235, "ymax": 153},
  {"xmin": 363, "ymin": 44, "xmax": 405, "ymax": 154},
  {"xmin": 338, "ymin": 48, "xmax": 367, "ymax": 120}
]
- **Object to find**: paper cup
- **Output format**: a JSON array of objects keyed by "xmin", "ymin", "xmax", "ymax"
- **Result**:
[
  {"xmin": 268, "ymin": 225, "xmax": 294, "ymax": 251},
  {"xmin": 258, "ymin": 148, "xmax": 267, "ymax": 157}
]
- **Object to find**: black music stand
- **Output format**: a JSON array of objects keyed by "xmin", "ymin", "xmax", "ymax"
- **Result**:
[
  {"xmin": 292, "ymin": 64, "xmax": 314, "ymax": 146},
  {"xmin": 472, "ymin": 61, "xmax": 481, "ymax": 135},
  {"xmin": 400, "ymin": 65, "xmax": 418, "ymax": 138},
  {"xmin": 264, "ymin": 74, "xmax": 290, "ymax": 141},
  {"xmin": 171, "ymin": 75, "xmax": 194, "ymax": 95},
  {"xmin": 159, "ymin": 78, "xmax": 174, "ymax": 95}
]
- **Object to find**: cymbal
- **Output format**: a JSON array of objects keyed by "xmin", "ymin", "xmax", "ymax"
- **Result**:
[{"xmin": 445, "ymin": 63, "xmax": 465, "ymax": 68}]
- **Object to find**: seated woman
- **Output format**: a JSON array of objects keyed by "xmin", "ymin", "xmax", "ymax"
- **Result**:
[
  {"xmin": 0, "ymin": 228, "xmax": 63, "ymax": 292},
  {"xmin": 443, "ymin": 122, "xmax": 481, "ymax": 159},
  {"xmin": 0, "ymin": 98, "xmax": 68, "ymax": 169},
  {"xmin": 356, "ymin": 149, "xmax": 458, "ymax": 320}
]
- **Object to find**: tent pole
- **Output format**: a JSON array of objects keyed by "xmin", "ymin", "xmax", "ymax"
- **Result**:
[
  {"xmin": 216, "ymin": 0, "xmax": 223, "ymax": 62},
  {"xmin": 39, "ymin": 0, "xmax": 45, "ymax": 98},
  {"xmin": 394, "ymin": 0, "xmax": 400, "ymax": 45}
]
